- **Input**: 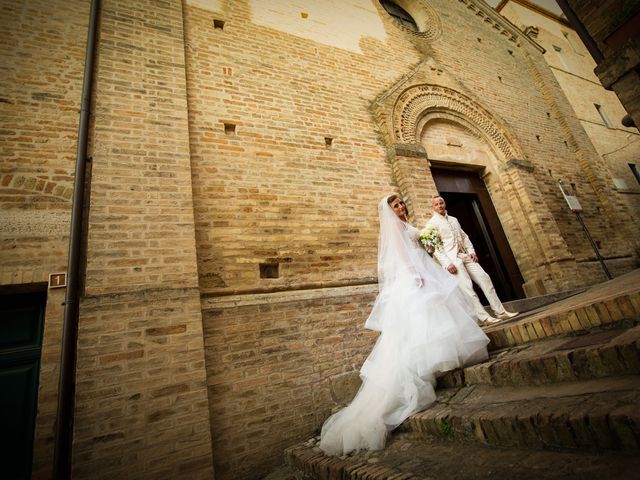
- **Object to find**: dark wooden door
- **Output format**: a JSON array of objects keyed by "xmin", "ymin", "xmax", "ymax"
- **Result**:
[
  {"xmin": 0, "ymin": 291, "xmax": 46, "ymax": 480},
  {"xmin": 431, "ymin": 168, "xmax": 524, "ymax": 301}
]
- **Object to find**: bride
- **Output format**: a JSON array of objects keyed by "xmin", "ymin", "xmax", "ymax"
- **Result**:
[{"xmin": 319, "ymin": 194, "xmax": 490, "ymax": 456}]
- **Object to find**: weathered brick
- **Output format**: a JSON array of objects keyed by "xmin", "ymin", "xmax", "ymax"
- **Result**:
[{"xmin": 2, "ymin": 1, "xmax": 639, "ymax": 479}]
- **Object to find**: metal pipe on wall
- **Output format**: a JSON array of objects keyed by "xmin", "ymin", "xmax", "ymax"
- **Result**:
[
  {"xmin": 53, "ymin": 0, "xmax": 100, "ymax": 477},
  {"xmin": 555, "ymin": 0, "xmax": 604, "ymax": 64}
]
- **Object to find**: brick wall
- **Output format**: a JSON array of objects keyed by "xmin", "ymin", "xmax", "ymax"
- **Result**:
[
  {"xmin": 183, "ymin": 4, "xmax": 407, "ymax": 476},
  {"xmin": 564, "ymin": 0, "xmax": 640, "ymax": 133},
  {"xmin": 183, "ymin": 0, "xmax": 408, "ymax": 294},
  {"xmin": 2, "ymin": 1, "xmax": 640, "ymax": 479},
  {"xmin": 0, "ymin": 0, "xmax": 87, "ymax": 283},
  {"xmin": 499, "ymin": 0, "xmax": 640, "ymax": 264},
  {"xmin": 0, "ymin": 1, "xmax": 89, "ymax": 477},
  {"xmin": 421, "ymin": 120, "xmax": 495, "ymax": 166},
  {"xmin": 202, "ymin": 286, "xmax": 377, "ymax": 478},
  {"xmin": 426, "ymin": 0, "xmax": 638, "ymax": 280},
  {"xmin": 73, "ymin": 288, "xmax": 212, "ymax": 479},
  {"xmin": 72, "ymin": 0, "xmax": 213, "ymax": 477},
  {"xmin": 183, "ymin": 0, "xmax": 639, "ymax": 476}
]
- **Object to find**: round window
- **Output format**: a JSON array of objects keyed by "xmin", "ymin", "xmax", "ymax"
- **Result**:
[{"xmin": 380, "ymin": 0, "xmax": 419, "ymax": 32}]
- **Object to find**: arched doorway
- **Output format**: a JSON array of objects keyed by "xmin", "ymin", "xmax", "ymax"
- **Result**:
[{"xmin": 431, "ymin": 167, "xmax": 525, "ymax": 302}]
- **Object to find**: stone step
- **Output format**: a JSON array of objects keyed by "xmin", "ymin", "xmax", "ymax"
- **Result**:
[
  {"xmin": 438, "ymin": 324, "xmax": 640, "ymax": 388},
  {"xmin": 498, "ymin": 287, "xmax": 585, "ymax": 317},
  {"xmin": 484, "ymin": 271, "xmax": 640, "ymax": 350},
  {"xmin": 284, "ymin": 431, "xmax": 640, "ymax": 480},
  {"xmin": 278, "ymin": 273, "xmax": 640, "ymax": 479},
  {"xmin": 407, "ymin": 375, "xmax": 640, "ymax": 452}
]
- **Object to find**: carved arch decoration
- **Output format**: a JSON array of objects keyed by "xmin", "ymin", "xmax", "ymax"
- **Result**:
[
  {"xmin": 385, "ymin": 0, "xmax": 443, "ymax": 42},
  {"xmin": 0, "ymin": 173, "xmax": 72, "ymax": 202},
  {"xmin": 392, "ymin": 84, "xmax": 525, "ymax": 162}
]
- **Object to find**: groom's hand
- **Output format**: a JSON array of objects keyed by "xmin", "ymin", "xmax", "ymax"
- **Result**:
[{"xmin": 446, "ymin": 264, "xmax": 457, "ymax": 274}]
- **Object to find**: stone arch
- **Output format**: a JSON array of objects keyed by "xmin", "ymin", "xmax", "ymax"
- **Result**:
[
  {"xmin": 375, "ymin": 82, "xmax": 583, "ymax": 295},
  {"xmin": 418, "ymin": 113, "xmax": 499, "ymax": 168},
  {"xmin": 382, "ymin": 0, "xmax": 443, "ymax": 41},
  {"xmin": 392, "ymin": 84, "xmax": 524, "ymax": 162},
  {"xmin": 0, "ymin": 173, "xmax": 72, "ymax": 203}
]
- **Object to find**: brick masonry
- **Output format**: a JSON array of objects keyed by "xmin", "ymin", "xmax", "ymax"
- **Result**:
[
  {"xmin": 564, "ymin": 1, "xmax": 640, "ymax": 134},
  {"xmin": 1, "ymin": 0, "xmax": 640, "ymax": 479},
  {"xmin": 0, "ymin": 0, "xmax": 87, "ymax": 285},
  {"xmin": 202, "ymin": 285, "xmax": 378, "ymax": 478},
  {"xmin": 0, "ymin": 1, "xmax": 90, "ymax": 478},
  {"xmin": 72, "ymin": 288, "xmax": 213, "ymax": 479},
  {"xmin": 499, "ymin": 1, "xmax": 640, "ymax": 233},
  {"xmin": 69, "ymin": 0, "xmax": 215, "ymax": 477}
]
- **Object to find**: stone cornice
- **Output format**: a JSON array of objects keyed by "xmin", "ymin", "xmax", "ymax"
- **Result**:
[
  {"xmin": 506, "ymin": 158, "xmax": 535, "ymax": 172},
  {"xmin": 390, "ymin": 143, "xmax": 428, "ymax": 159},
  {"xmin": 201, "ymin": 283, "xmax": 378, "ymax": 309},
  {"xmin": 458, "ymin": 0, "xmax": 545, "ymax": 53},
  {"xmin": 496, "ymin": 0, "xmax": 571, "ymax": 27}
]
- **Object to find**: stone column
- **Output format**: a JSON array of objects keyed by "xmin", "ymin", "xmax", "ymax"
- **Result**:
[
  {"xmin": 388, "ymin": 143, "xmax": 438, "ymax": 224},
  {"xmin": 501, "ymin": 159, "xmax": 580, "ymax": 295}
]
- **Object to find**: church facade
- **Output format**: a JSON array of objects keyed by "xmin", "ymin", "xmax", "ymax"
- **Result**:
[{"xmin": 1, "ymin": 1, "xmax": 638, "ymax": 479}]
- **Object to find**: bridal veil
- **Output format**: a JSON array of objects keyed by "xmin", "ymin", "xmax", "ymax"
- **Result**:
[{"xmin": 319, "ymin": 196, "xmax": 489, "ymax": 456}]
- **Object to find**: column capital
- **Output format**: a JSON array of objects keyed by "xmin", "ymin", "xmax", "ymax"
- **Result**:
[{"xmin": 389, "ymin": 143, "xmax": 428, "ymax": 159}]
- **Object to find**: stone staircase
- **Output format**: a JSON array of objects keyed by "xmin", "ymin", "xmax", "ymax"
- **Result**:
[{"xmin": 277, "ymin": 270, "xmax": 640, "ymax": 480}]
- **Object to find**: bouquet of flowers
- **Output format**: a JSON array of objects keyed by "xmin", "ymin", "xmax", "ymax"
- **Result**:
[{"xmin": 419, "ymin": 227, "xmax": 443, "ymax": 255}]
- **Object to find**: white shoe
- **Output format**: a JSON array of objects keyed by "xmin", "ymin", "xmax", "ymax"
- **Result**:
[
  {"xmin": 480, "ymin": 316, "xmax": 502, "ymax": 326},
  {"xmin": 496, "ymin": 310, "xmax": 519, "ymax": 320}
]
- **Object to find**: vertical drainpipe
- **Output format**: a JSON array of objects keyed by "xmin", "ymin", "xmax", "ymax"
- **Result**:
[
  {"xmin": 555, "ymin": 0, "xmax": 604, "ymax": 64},
  {"xmin": 53, "ymin": 0, "xmax": 100, "ymax": 478}
]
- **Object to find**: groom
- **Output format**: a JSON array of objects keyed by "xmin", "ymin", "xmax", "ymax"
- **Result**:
[{"xmin": 426, "ymin": 196, "xmax": 518, "ymax": 326}]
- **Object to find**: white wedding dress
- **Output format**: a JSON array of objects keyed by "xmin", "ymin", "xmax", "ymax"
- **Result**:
[{"xmin": 319, "ymin": 196, "xmax": 489, "ymax": 456}]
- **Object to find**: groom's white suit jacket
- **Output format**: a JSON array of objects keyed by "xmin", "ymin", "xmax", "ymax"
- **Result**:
[{"xmin": 425, "ymin": 212, "xmax": 475, "ymax": 268}]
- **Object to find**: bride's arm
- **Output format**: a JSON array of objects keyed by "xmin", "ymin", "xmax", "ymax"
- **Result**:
[
  {"xmin": 400, "ymin": 225, "xmax": 424, "ymax": 287},
  {"xmin": 377, "ymin": 216, "xmax": 425, "ymax": 289}
]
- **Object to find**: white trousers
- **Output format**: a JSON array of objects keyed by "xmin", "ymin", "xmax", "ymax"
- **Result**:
[{"xmin": 453, "ymin": 253, "xmax": 507, "ymax": 321}]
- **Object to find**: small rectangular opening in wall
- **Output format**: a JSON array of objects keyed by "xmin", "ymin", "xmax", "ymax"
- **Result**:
[
  {"xmin": 224, "ymin": 123, "xmax": 236, "ymax": 135},
  {"xmin": 260, "ymin": 262, "xmax": 279, "ymax": 279},
  {"xmin": 213, "ymin": 19, "xmax": 225, "ymax": 29},
  {"xmin": 595, "ymin": 104, "xmax": 613, "ymax": 128},
  {"xmin": 613, "ymin": 177, "xmax": 628, "ymax": 189},
  {"xmin": 630, "ymin": 163, "xmax": 640, "ymax": 184},
  {"xmin": 553, "ymin": 45, "xmax": 570, "ymax": 71},
  {"xmin": 324, "ymin": 136, "xmax": 333, "ymax": 148}
]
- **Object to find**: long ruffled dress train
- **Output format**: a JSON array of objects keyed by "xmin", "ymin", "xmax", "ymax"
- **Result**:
[{"xmin": 319, "ymin": 198, "xmax": 489, "ymax": 456}]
